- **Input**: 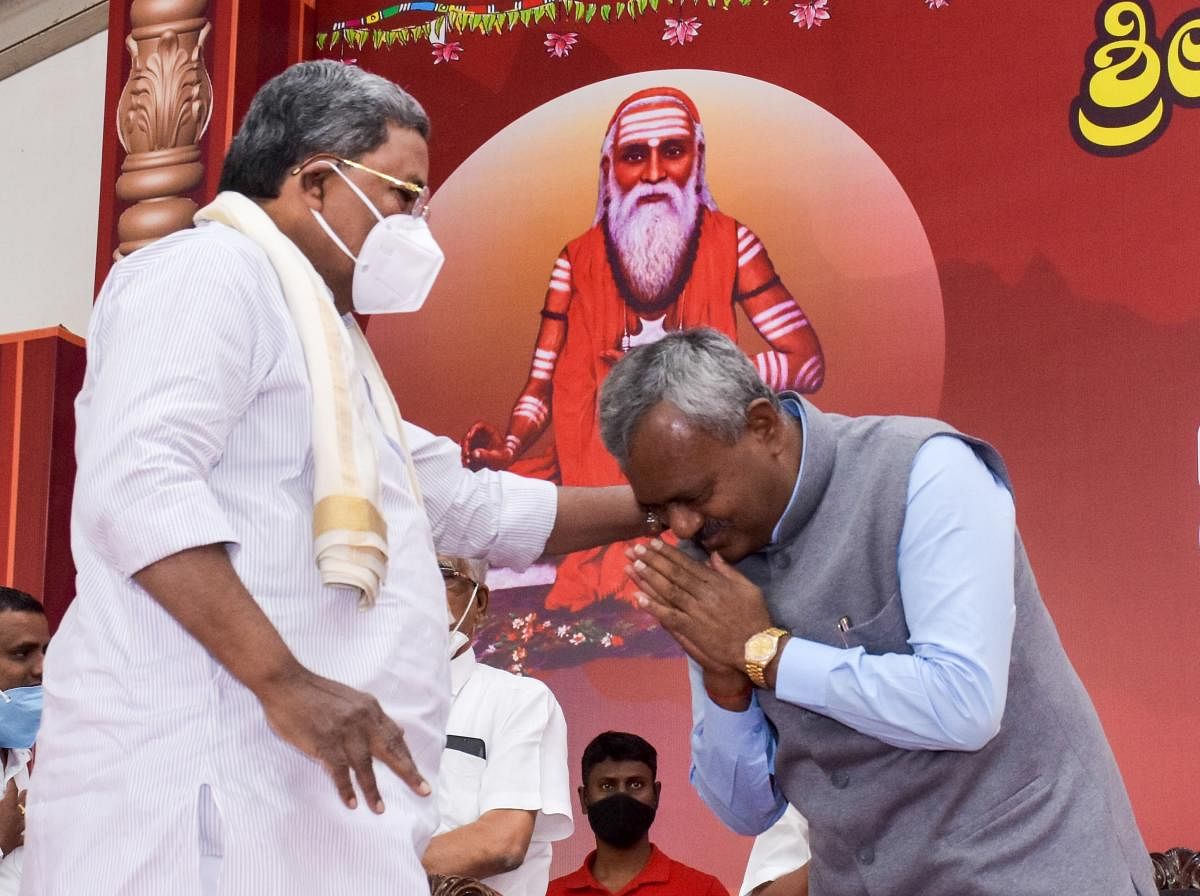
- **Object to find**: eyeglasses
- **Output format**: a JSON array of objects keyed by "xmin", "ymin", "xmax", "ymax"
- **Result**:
[
  {"xmin": 438, "ymin": 560, "xmax": 488, "ymax": 596},
  {"xmin": 291, "ymin": 154, "xmax": 431, "ymax": 219}
]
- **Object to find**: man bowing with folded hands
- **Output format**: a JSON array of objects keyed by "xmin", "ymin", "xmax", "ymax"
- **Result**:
[{"xmin": 598, "ymin": 327, "xmax": 1154, "ymax": 896}]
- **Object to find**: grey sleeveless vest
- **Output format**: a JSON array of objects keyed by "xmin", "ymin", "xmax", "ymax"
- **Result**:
[{"xmin": 738, "ymin": 396, "xmax": 1155, "ymax": 896}]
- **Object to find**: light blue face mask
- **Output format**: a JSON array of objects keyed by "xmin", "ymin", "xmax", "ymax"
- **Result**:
[{"xmin": 0, "ymin": 685, "xmax": 43, "ymax": 749}]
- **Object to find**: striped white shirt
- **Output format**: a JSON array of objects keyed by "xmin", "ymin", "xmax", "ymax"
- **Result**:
[{"xmin": 22, "ymin": 222, "xmax": 557, "ymax": 895}]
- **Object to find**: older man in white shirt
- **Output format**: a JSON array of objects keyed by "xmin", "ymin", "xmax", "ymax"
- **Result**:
[
  {"xmin": 423, "ymin": 556, "xmax": 572, "ymax": 896},
  {"xmin": 21, "ymin": 61, "xmax": 650, "ymax": 896}
]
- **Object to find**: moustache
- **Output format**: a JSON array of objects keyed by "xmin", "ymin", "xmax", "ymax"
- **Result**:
[{"xmin": 622, "ymin": 183, "xmax": 683, "ymax": 212}]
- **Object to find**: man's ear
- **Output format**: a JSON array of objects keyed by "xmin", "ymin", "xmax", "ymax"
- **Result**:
[
  {"xmin": 293, "ymin": 160, "xmax": 334, "ymax": 211},
  {"xmin": 745, "ymin": 398, "xmax": 783, "ymax": 448},
  {"xmin": 578, "ymin": 784, "xmax": 589, "ymax": 814},
  {"xmin": 475, "ymin": 586, "xmax": 490, "ymax": 617},
  {"xmin": 653, "ymin": 780, "xmax": 662, "ymax": 803}
]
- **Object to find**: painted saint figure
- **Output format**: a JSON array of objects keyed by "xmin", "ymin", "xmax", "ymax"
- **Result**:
[{"xmin": 464, "ymin": 87, "xmax": 824, "ymax": 612}]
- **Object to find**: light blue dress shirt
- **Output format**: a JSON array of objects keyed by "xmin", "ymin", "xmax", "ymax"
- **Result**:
[{"xmin": 689, "ymin": 399, "xmax": 1017, "ymax": 835}]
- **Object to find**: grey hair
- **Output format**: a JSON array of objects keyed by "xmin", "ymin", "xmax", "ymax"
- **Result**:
[
  {"xmin": 599, "ymin": 328, "xmax": 778, "ymax": 468},
  {"xmin": 440, "ymin": 555, "xmax": 489, "ymax": 588},
  {"xmin": 219, "ymin": 60, "xmax": 430, "ymax": 198}
]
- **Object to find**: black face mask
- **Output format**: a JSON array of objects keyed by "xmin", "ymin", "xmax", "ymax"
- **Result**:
[{"xmin": 586, "ymin": 793, "xmax": 657, "ymax": 849}]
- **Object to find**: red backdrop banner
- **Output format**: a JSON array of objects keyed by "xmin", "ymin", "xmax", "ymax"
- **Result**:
[{"xmin": 307, "ymin": 0, "xmax": 1200, "ymax": 885}]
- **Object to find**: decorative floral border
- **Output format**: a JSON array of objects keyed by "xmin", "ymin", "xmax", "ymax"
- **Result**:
[
  {"xmin": 317, "ymin": 0, "xmax": 952, "ymax": 62},
  {"xmin": 472, "ymin": 592, "xmax": 681, "ymax": 673}
]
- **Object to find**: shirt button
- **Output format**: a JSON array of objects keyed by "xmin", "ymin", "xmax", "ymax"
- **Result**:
[
  {"xmin": 857, "ymin": 845, "xmax": 875, "ymax": 865},
  {"xmin": 830, "ymin": 770, "xmax": 849, "ymax": 789}
]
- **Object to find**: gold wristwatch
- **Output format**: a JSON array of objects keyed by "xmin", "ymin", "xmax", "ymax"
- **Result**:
[{"xmin": 744, "ymin": 627, "xmax": 789, "ymax": 688}]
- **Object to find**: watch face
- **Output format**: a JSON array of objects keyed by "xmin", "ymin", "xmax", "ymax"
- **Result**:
[{"xmin": 746, "ymin": 632, "xmax": 776, "ymax": 663}]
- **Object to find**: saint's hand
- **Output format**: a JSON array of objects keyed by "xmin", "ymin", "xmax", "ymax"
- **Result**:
[
  {"xmin": 626, "ymin": 538, "xmax": 773, "ymax": 675},
  {"xmin": 257, "ymin": 667, "xmax": 430, "ymax": 812},
  {"xmin": 461, "ymin": 421, "xmax": 515, "ymax": 471}
]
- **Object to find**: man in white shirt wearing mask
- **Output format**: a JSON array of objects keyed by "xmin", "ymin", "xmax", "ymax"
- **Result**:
[
  {"xmin": 24, "ymin": 60, "xmax": 655, "ymax": 896},
  {"xmin": 423, "ymin": 556, "xmax": 572, "ymax": 895},
  {"xmin": 0, "ymin": 587, "xmax": 48, "ymax": 895}
]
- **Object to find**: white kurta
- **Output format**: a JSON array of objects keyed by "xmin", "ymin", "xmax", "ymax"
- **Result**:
[
  {"xmin": 436, "ymin": 649, "xmax": 572, "ymax": 896},
  {"xmin": 21, "ymin": 222, "xmax": 557, "ymax": 896}
]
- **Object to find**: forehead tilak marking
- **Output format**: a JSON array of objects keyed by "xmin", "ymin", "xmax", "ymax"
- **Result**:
[
  {"xmin": 616, "ymin": 103, "xmax": 693, "ymax": 149},
  {"xmin": 619, "ymin": 105, "xmax": 691, "ymax": 126}
]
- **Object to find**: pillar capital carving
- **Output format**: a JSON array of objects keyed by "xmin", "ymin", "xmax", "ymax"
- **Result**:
[{"xmin": 114, "ymin": 0, "xmax": 212, "ymax": 258}]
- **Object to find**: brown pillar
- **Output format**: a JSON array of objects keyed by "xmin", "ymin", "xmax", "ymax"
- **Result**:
[
  {"xmin": 96, "ymin": 0, "xmax": 313, "ymax": 277},
  {"xmin": 112, "ymin": 0, "xmax": 214, "ymax": 259}
]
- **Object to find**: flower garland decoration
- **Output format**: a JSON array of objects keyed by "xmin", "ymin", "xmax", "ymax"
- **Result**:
[
  {"xmin": 319, "ymin": 0, "xmax": 771, "ymax": 53},
  {"xmin": 318, "ymin": 2, "xmax": 950, "ymax": 75}
]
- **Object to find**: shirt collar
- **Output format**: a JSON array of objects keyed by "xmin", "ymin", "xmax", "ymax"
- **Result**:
[
  {"xmin": 635, "ymin": 845, "xmax": 672, "ymax": 884},
  {"xmin": 558, "ymin": 850, "xmax": 601, "ymax": 891},
  {"xmin": 563, "ymin": 845, "xmax": 669, "ymax": 893},
  {"xmin": 449, "ymin": 646, "xmax": 476, "ymax": 696},
  {"xmin": 769, "ymin": 396, "xmax": 808, "ymax": 546},
  {"xmin": 2, "ymin": 748, "xmax": 30, "ymax": 787}
]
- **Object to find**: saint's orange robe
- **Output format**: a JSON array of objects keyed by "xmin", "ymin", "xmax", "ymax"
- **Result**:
[{"xmin": 542, "ymin": 208, "xmax": 741, "ymax": 611}]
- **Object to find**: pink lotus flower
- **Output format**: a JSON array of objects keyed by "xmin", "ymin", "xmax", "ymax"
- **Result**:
[
  {"xmin": 662, "ymin": 17, "xmax": 701, "ymax": 46},
  {"xmin": 791, "ymin": 0, "xmax": 829, "ymax": 28},
  {"xmin": 431, "ymin": 41, "xmax": 462, "ymax": 64},
  {"xmin": 544, "ymin": 32, "xmax": 579, "ymax": 57},
  {"xmin": 925, "ymin": 0, "xmax": 949, "ymax": 7}
]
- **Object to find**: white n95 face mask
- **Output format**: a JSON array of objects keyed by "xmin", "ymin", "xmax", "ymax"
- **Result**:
[
  {"xmin": 448, "ymin": 630, "xmax": 471, "ymax": 659},
  {"xmin": 310, "ymin": 162, "xmax": 446, "ymax": 315},
  {"xmin": 447, "ymin": 579, "xmax": 481, "ymax": 659},
  {"xmin": 354, "ymin": 215, "xmax": 444, "ymax": 314}
]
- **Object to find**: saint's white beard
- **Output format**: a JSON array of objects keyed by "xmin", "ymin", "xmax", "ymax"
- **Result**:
[{"xmin": 608, "ymin": 168, "xmax": 701, "ymax": 305}]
